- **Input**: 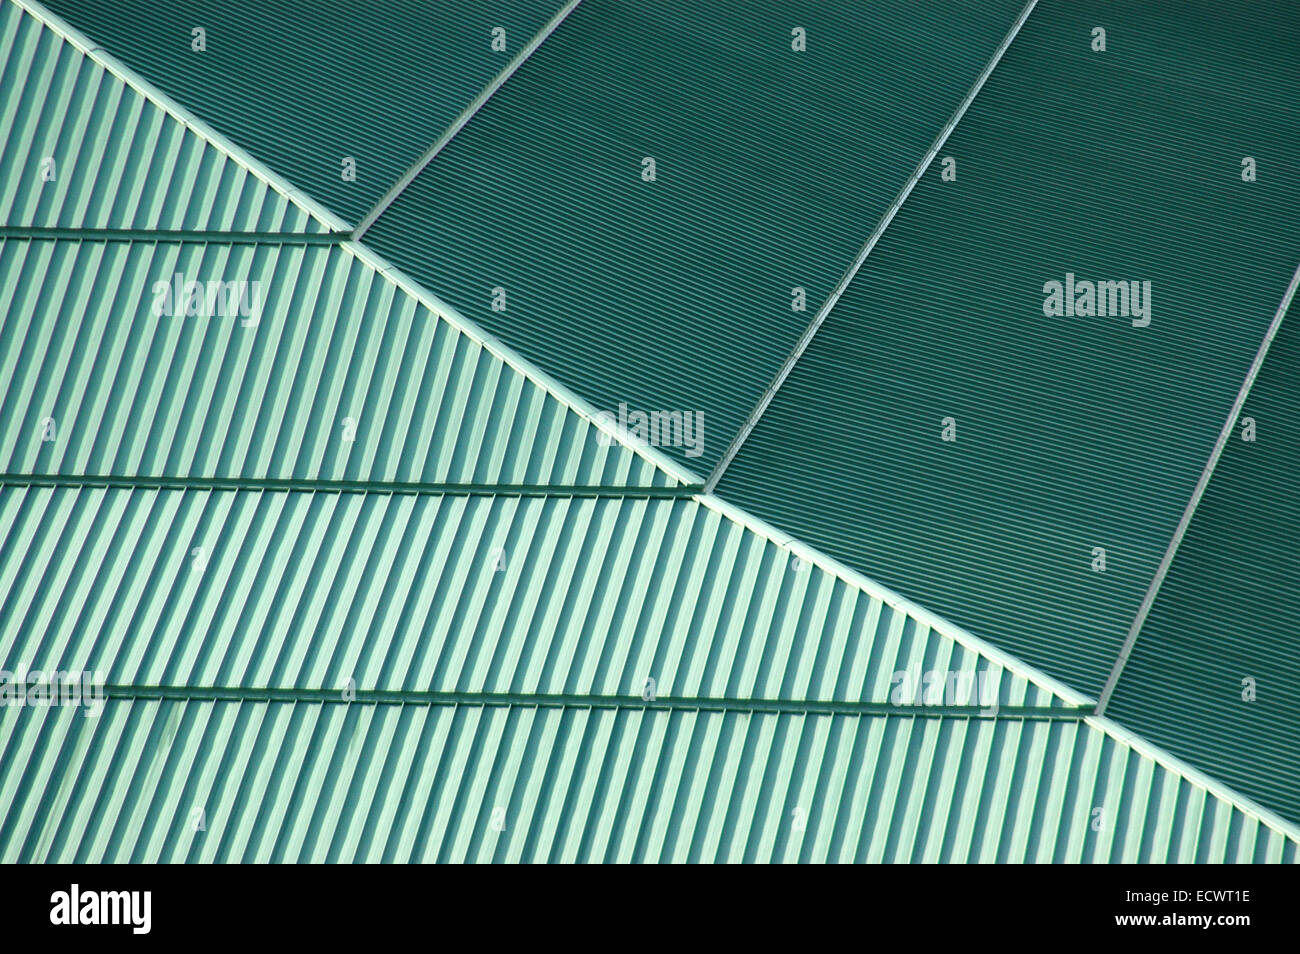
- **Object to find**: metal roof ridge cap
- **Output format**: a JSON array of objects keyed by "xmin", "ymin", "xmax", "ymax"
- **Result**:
[
  {"xmin": 1086, "ymin": 713, "xmax": 1300, "ymax": 845},
  {"xmin": 692, "ymin": 490, "xmax": 1093, "ymax": 709},
  {"xmin": 15, "ymin": 0, "xmax": 351, "ymax": 234},
  {"xmin": 343, "ymin": 240, "xmax": 705, "ymax": 487}
]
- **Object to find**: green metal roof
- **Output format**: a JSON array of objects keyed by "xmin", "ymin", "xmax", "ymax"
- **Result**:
[
  {"xmin": 364, "ymin": 0, "xmax": 1028, "ymax": 475},
  {"xmin": 0, "ymin": 237, "xmax": 678, "ymax": 487},
  {"xmin": 716, "ymin": 0, "xmax": 1300, "ymax": 697},
  {"xmin": 34, "ymin": 0, "xmax": 570, "ymax": 224},
  {"xmin": 3, "ymin": 699, "xmax": 1295, "ymax": 863},
  {"xmin": 0, "ymin": 0, "xmax": 324, "ymax": 232},
  {"xmin": 0, "ymin": 486, "xmax": 1078, "ymax": 705},
  {"xmin": 3, "ymin": 0, "xmax": 1299, "ymax": 862},
  {"xmin": 1106, "ymin": 310, "xmax": 1300, "ymax": 824}
]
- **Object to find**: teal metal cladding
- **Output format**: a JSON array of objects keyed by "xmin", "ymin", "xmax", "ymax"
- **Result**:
[
  {"xmin": 35, "ymin": 0, "xmax": 568, "ymax": 223},
  {"xmin": 363, "ymin": 0, "xmax": 1028, "ymax": 474},
  {"xmin": 1107, "ymin": 313, "xmax": 1300, "ymax": 826},
  {"xmin": 0, "ymin": 486, "xmax": 1071, "ymax": 706},
  {"xmin": 0, "ymin": 0, "xmax": 323, "ymax": 232},
  {"xmin": 5, "ymin": 0, "xmax": 1299, "ymax": 862},
  {"xmin": 0, "ymin": 238, "xmax": 675, "ymax": 487},
  {"xmin": 2, "ymin": 699, "xmax": 1295, "ymax": 863},
  {"xmin": 717, "ymin": 0, "xmax": 1300, "ymax": 698}
]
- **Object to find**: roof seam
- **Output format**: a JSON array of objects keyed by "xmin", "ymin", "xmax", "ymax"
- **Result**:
[
  {"xmin": 15, "ymin": 0, "xmax": 350, "ymax": 233},
  {"xmin": 0, "ymin": 474, "xmax": 701, "ymax": 499},
  {"xmin": 351, "ymin": 0, "xmax": 584, "ymax": 240},
  {"xmin": 0, "ymin": 226, "xmax": 344, "ymax": 244},
  {"xmin": 1095, "ymin": 255, "xmax": 1300, "ymax": 715},
  {"xmin": 702, "ymin": 0, "xmax": 1039, "ymax": 494},
  {"xmin": 97, "ymin": 685, "xmax": 1088, "ymax": 719}
]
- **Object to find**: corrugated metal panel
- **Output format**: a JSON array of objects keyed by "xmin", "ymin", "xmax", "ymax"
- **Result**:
[
  {"xmin": 2, "ymin": 699, "xmax": 1294, "ymax": 862},
  {"xmin": 6, "ymin": 0, "xmax": 1297, "ymax": 864},
  {"xmin": 0, "ymin": 0, "xmax": 322, "ymax": 232},
  {"xmin": 717, "ymin": 0, "xmax": 1300, "ymax": 694},
  {"xmin": 364, "ymin": 0, "xmax": 1027, "ymax": 474},
  {"xmin": 1107, "ymin": 313, "xmax": 1300, "ymax": 825},
  {"xmin": 0, "ymin": 486, "xmax": 1072, "ymax": 707},
  {"xmin": 34, "ymin": 0, "xmax": 568, "ymax": 223},
  {"xmin": 0, "ymin": 237, "xmax": 674, "ymax": 486}
]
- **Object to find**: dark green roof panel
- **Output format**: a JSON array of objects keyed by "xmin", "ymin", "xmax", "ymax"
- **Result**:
[
  {"xmin": 364, "ymin": 0, "xmax": 1027, "ymax": 474},
  {"xmin": 1107, "ymin": 312, "xmax": 1300, "ymax": 826},
  {"xmin": 718, "ymin": 0, "xmax": 1300, "ymax": 695},
  {"xmin": 36, "ymin": 0, "xmax": 569, "ymax": 223}
]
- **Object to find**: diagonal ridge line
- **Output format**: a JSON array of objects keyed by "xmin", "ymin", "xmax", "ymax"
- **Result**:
[
  {"xmin": 703, "ymin": 0, "xmax": 1038, "ymax": 493},
  {"xmin": 351, "ymin": 0, "xmax": 583, "ymax": 240},
  {"xmin": 1096, "ymin": 257, "xmax": 1300, "ymax": 715}
]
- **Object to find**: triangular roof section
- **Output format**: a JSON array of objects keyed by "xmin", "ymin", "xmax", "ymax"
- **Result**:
[{"xmin": 0, "ymin": 238, "xmax": 686, "ymax": 488}]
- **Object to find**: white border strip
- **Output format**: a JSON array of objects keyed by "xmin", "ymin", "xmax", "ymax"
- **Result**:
[
  {"xmin": 1096, "ymin": 256, "xmax": 1300, "ymax": 715},
  {"xmin": 16, "ymin": 0, "xmax": 349, "ymax": 232},
  {"xmin": 704, "ymin": 0, "xmax": 1038, "ymax": 493},
  {"xmin": 352, "ymin": 0, "xmax": 583, "ymax": 240}
]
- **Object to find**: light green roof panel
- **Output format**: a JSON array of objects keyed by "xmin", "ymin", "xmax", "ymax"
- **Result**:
[
  {"xmin": 0, "ymin": 0, "xmax": 324, "ymax": 232},
  {"xmin": 2, "ymin": 699, "xmax": 1295, "ymax": 862},
  {"xmin": 0, "ymin": 486, "xmax": 1074, "ymax": 708},
  {"xmin": 0, "ymin": 238, "xmax": 677, "ymax": 486}
]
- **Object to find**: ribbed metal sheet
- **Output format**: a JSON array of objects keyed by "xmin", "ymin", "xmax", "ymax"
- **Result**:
[
  {"xmin": 0, "ymin": 486, "xmax": 1071, "ymax": 707},
  {"xmin": 35, "ymin": 0, "xmax": 568, "ymax": 224},
  {"xmin": 364, "ymin": 0, "xmax": 1026, "ymax": 474},
  {"xmin": 0, "ymin": 238, "xmax": 672, "ymax": 486},
  {"xmin": 1107, "ymin": 313, "xmax": 1300, "ymax": 825},
  {"xmin": 6, "ymin": 0, "xmax": 1298, "ymax": 864},
  {"xmin": 2, "ymin": 699, "xmax": 1294, "ymax": 862},
  {"xmin": 0, "ymin": 0, "xmax": 321, "ymax": 232},
  {"xmin": 718, "ymin": 0, "xmax": 1300, "ymax": 694}
]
